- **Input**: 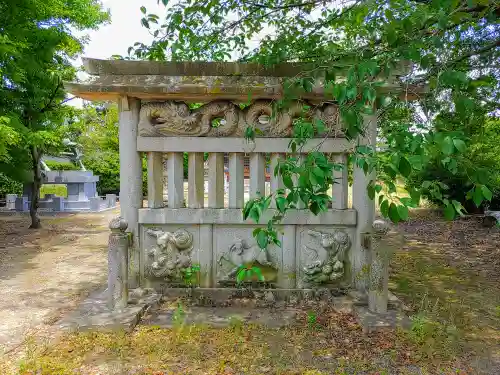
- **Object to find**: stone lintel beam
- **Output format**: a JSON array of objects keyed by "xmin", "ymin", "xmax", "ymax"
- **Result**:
[
  {"xmin": 82, "ymin": 58, "xmax": 411, "ymax": 78},
  {"xmin": 64, "ymin": 58, "xmax": 425, "ymax": 102}
]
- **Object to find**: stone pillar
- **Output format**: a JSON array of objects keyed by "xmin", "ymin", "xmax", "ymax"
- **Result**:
[
  {"xmin": 6, "ymin": 194, "xmax": 17, "ymax": 210},
  {"xmin": 118, "ymin": 96, "xmax": 142, "ymax": 236},
  {"xmin": 352, "ymin": 114, "xmax": 377, "ymax": 292},
  {"xmin": 147, "ymin": 152, "xmax": 164, "ymax": 208},
  {"xmin": 106, "ymin": 194, "xmax": 117, "ymax": 208},
  {"xmin": 368, "ymin": 220, "xmax": 391, "ymax": 314},
  {"xmin": 108, "ymin": 217, "xmax": 129, "ymax": 310},
  {"xmin": 15, "ymin": 197, "xmax": 29, "ymax": 212},
  {"xmin": 119, "ymin": 96, "xmax": 142, "ymax": 288},
  {"xmin": 52, "ymin": 197, "xmax": 65, "ymax": 212},
  {"xmin": 90, "ymin": 197, "xmax": 101, "ymax": 212}
]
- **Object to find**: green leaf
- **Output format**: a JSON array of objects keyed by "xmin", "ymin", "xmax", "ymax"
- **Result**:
[
  {"xmin": 276, "ymin": 197, "xmax": 286, "ymax": 213},
  {"xmin": 141, "ymin": 18, "xmax": 150, "ymax": 28},
  {"xmin": 399, "ymin": 156, "xmax": 412, "ymax": 177},
  {"xmin": 443, "ymin": 203, "xmax": 455, "ymax": 221},
  {"xmin": 378, "ymin": 194, "xmax": 385, "ymax": 205},
  {"xmin": 287, "ymin": 191, "xmax": 298, "ymax": 205},
  {"xmin": 441, "ymin": 136, "xmax": 454, "ymax": 155},
  {"xmin": 380, "ymin": 199, "xmax": 389, "ymax": 218},
  {"xmin": 452, "ymin": 200, "xmax": 466, "ymax": 216},
  {"xmin": 389, "ymin": 203, "xmax": 400, "ymax": 223},
  {"xmin": 252, "ymin": 228, "xmax": 262, "ymax": 237},
  {"xmin": 236, "ymin": 269, "xmax": 245, "ymax": 283},
  {"xmin": 386, "ymin": 28, "xmax": 398, "ymax": 46},
  {"xmin": 283, "ymin": 174, "xmax": 294, "ymax": 190},
  {"xmin": 453, "ymin": 139, "xmax": 466, "ymax": 153},
  {"xmin": 252, "ymin": 266, "xmax": 265, "ymax": 281},
  {"xmin": 257, "ymin": 230, "xmax": 268, "ymax": 249},
  {"xmin": 472, "ymin": 187, "xmax": 483, "ymax": 207},
  {"xmin": 249, "ymin": 205, "xmax": 262, "ymax": 223},
  {"xmin": 346, "ymin": 86, "xmax": 358, "ymax": 100},
  {"xmin": 310, "ymin": 201, "xmax": 321, "ymax": 215},
  {"xmin": 367, "ymin": 183, "xmax": 375, "ymax": 200},
  {"xmin": 242, "ymin": 200, "xmax": 255, "ymax": 220},
  {"xmin": 481, "ymin": 185, "xmax": 493, "ymax": 201},
  {"xmin": 397, "ymin": 205, "xmax": 409, "ymax": 221},
  {"xmin": 140, "ymin": 6, "xmax": 147, "ymax": 14}
]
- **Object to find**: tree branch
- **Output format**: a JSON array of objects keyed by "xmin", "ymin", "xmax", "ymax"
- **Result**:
[
  {"xmin": 39, "ymin": 79, "xmax": 62, "ymax": 114},
  {"xmin": 246, "ymin": 0, "xmax": 327, "ymax": 10}
]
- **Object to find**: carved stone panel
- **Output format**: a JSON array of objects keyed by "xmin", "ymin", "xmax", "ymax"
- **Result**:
[
  {"xmin": 142, "ymin": 225, "xmax": 202, "ymax": 284},
  {"xmin": 213, "ymin": 226, "xmax": 282, "ymax": 284},
  {"xmin": 138, "ymin": 100, "xmax": 342, "ymax": 138},
  {"xmin": 297, "ymin": 226, "xmax": 353, "ymax": 287}
]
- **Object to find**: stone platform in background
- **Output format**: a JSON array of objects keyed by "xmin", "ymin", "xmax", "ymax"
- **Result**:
[{"xmin": 59, "ymin": 288, "xmax": 160, "ymax": 332}]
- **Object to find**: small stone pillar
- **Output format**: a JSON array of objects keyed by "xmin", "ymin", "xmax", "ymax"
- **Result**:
[
  {"xmin": 89, "ymin": 197, "xmax": 101, "ymax": 212},
  {"xmin": 6, "ymin": 194, "xmax": 17, "ymax": 210},
  {"xmin": 108, "ymin": 217, "xmax": 129, "ymax": 310},
  {"xmin": 15, "ymin": 197, "xmax": 29, "ymax": 212},
  {"xmin": 106, "ymin": 194, "xmax": 117, "ymax": 208},
  {"xmin": 368, "ymin": 219, "xmax": 390, "ymax": 314}
]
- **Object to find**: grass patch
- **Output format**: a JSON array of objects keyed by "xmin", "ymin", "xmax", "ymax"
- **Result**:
[
  {"xmin": 40, "ymin": 184, "xmax": 67, "ymax": 198},
  {"xmin": 391, "ymin": 216, "xmax": 500, "ymax": 367},
  {"xmin": 13, "ymin": 308, "xmax": 470, "ymax": 375}
]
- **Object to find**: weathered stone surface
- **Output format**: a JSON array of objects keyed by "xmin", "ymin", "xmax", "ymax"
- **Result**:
[
  {"xmin": 59, "ymin": 288, "xmax": 160, "ymax": 332},
  {"xmin": 108, "ymin": 217, "xmax": 129, "ymax": 309},
  {"xmin": 368, "ymin": 219, "xmax": 391, "ymax": 314},
  {"xmin": 300, "ymin": 229, "xmax": 351, "ymax": 286},
  {"xmin": 145, "ymin": 228, "xmax": 194, "ymax": 282},
  {"xmin": 65, "ymin": 58, "xmax": 417, "ymax": 102},
  {"xmin": 138, "ymin": 136, "xmax": 354, "ymax": 154},
  {"xmin": 217, "ymin": 238, "xmax": 277, "ymax": 283},
  {"xmin": 138, "ymin": 208, "xmax": 357, "ymax": 225}
]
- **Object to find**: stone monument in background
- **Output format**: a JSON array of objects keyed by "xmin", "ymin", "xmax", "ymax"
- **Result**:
[{"xmin": 9, "ymin": 139, "xmax": 117, "ymax": 213}]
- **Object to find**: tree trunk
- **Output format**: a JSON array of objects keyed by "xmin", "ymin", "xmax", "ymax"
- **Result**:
[{"xmin": 29, "ymin": 145, "xmax": 41, "ymax": 229}]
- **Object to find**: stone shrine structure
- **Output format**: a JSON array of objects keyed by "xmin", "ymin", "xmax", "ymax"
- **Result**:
[
  {"xmin": 10, "ymin": 139, "xmax": 117, "ymax": 213},
  {"xmin": 65, "ymin": 58, "xmax": 416, "ymax": 316}
]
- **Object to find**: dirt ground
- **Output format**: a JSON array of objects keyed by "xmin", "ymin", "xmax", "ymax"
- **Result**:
[{"xmin": 0, "ymin": 209, "xmax": 118, "ymax": 357}]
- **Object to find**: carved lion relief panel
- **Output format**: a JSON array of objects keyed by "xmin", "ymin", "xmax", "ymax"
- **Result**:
[{"xmin": 297, "ymin": 227, "xmax": 352, "ymax": 287}]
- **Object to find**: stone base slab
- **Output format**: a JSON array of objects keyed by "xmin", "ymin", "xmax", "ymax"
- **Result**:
[
  {"xmin": 142, "ymin": 306, "xmax": 301, "ymax": 329},
  {"xmin": 59, "ymin": 288, "xmax": 160, "ymax": 332},
  {"xmin": 159, "ymin": 287, "xmax": 349, "ymax": 306},
  {"xmin": 353, "ymin": 305, "xmax": 411, "ymax": 333}
]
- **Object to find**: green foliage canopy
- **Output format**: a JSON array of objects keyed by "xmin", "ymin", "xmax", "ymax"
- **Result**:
[
  {"xmin": 0, "ymin": 0, "xmax": 109, "ymax": 227},
  {"xmin": 130, "ymin": 0, "xmax": 499, "ymax": 246}
]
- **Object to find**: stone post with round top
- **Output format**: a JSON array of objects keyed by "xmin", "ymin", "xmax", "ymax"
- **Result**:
[
  {"xmin": 108, "ymin": 216, "xmax": 129, "ymax": 310},
  {"xmin": 368, "ymin": 219, "xmax": 391, "ymax": 314}
]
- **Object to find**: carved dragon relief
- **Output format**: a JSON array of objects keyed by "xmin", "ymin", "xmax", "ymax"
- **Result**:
[
  {"xmin": 217, "ymin": 238, "xmax": 277, "ymax": 282},
  {"xmin": 302, "ymin": 229, "xmax": 350, "ymax": 284},
  {"xmin": 145, "ymin": 228, "xmax": 194, "ymax": 281},
  {"xmin": 138, "ymin": 100, "xmax": 342, "ymax": 137}
]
